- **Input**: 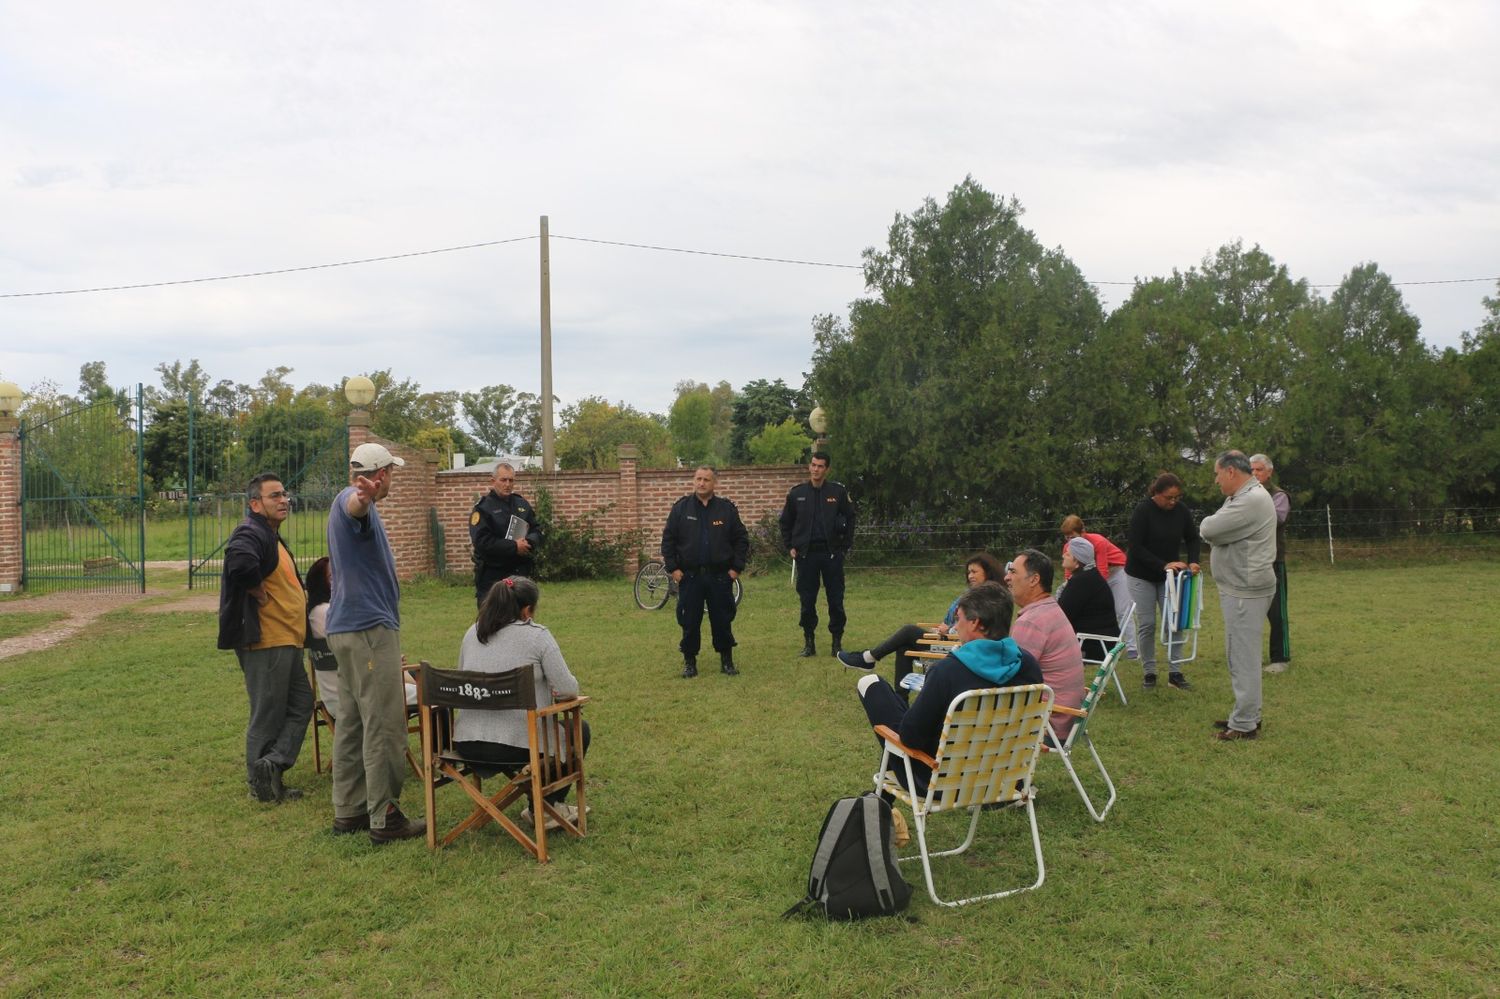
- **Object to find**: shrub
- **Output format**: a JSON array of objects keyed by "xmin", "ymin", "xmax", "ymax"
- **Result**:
[{"xmin": 532, "ymin": 487, "xmax": 643, "ymax": 581}]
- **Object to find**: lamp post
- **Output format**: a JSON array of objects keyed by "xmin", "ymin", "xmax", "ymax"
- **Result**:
[
  {"xmin": 344, "ymin": 375, "xmax": 376, "ymax": 429},
  {"xmin": 808, "ymin": 404, "xmax": 828, "ymax": 453},
  {"xmin": 0, "ymin": 382, "xmax": 21, "ymax": 424}
]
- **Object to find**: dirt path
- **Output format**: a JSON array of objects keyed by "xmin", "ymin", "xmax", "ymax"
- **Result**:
[{"xmin": 0, "ymin": 587, "xmax": 214, "ymax": 660}]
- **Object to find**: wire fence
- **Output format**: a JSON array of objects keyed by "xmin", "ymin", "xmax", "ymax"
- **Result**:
[{"xmin": 761, "ymin": 505, "xmax": 1500, "ymax": 572}]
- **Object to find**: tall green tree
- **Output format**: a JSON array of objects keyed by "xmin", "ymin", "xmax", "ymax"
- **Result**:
[
  {"xmin": 555, "ymin": 397, "xmax": 674, "ymax": 469},
  {"xmin": 808, "ymin": 177, "xmax": 1107, "ymax": 519},
  {"xmin": 747, "ymin": 417, "xmax": 812, "ymax": 465},
  {"xmin": 730, "ymin": 377, "xmax": 810, "ymax": 462},
  {"xmin": 668, "ymin": 386, "xmax": 717, "ymax": 465},
  {"xmin": 1449, "ymin": 282, "xmax": 1500, "ymax": 502},
  {"xmin": 1278, "ymin": 263, "xmax": 1446, "ymax": 510}
]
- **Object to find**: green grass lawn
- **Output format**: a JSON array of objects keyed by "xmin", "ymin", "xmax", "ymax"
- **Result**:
[
  {"xmin": 0, "ymin": 612, "xmax": 66, "ymax": 641},
  {"xmin": 1, "ymin": 563, "xmax": 1495, "ymax": 994}
]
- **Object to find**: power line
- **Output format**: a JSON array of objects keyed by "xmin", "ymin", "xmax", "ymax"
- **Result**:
[
  {"xmin": 550, "ymin": 234, "xmax": 863, "ymax": 270},
  {"xmin": 1, "ymin": 229, "xmax": 1495, "ymax": 298},
  {"xmin": 0, "ymin": 236, "xmax": 537, "ymax": 299}
]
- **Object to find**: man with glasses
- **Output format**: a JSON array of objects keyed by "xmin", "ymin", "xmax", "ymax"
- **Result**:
[
  {"xmin": 1199, "ymin": 451, "xmax": 1277, "ymax": 740},
  {"xmin": 326, "ymin": 442, "xmax": 425, "ymax": 844},
  {"xmin": 1124, "ymin": 472, "xmax": 1201, "ymax": 691},
  {"xmin": 470, "ymin": 462, "xmax": 543, "ymax": 605},
  {"xmin": 218, "ymin": 473, "xmax": 313, "ymax": 804}
]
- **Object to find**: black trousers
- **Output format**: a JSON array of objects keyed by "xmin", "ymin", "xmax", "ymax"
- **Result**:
[
  {"xmin": 857, "ymin": 677, "xmax": 929, "ymax": 797},
  {"xmin": 870, "ymin": 623, "xmax": 927, "ymax": 701},
  {"xmin": 795, "ymin": 550, "xmax": 847, "ymax": 635},
  {"xmin": 1267, "ymin": 561, "xmax": 1290, "ymax": 663},
  {"xmin": 677, "ymin": 569, "xmax": 737, "ymax": 657},
  {"xmin": 454, "ymin": 721, "xmax": 591, "ymax": 805}
]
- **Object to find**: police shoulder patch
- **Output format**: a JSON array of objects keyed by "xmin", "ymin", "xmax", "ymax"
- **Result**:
[{"xmin": 470, "ymin": 512, "xmax": 481, "ymax": 526}]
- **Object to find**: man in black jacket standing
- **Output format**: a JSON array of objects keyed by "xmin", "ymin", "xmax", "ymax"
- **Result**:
[
  {"xmin": 470, "ymin": 462, "xmax": 543, "ymax": 604},
  {"xmin": 779, "ymin": 452, "xmax": 854, "ymax": 658},
  {"xmin": 662, "ymin": 466, "xmax": 749, "ymax": 678},
  {"xmin": 217, "ymin": 473, "xmax": 313, "ymax": 804}
]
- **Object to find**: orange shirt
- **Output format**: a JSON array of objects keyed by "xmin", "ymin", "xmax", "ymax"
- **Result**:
[{"xmin": 250, "ymin": 543, "xmax": 307, "ymax": 650}]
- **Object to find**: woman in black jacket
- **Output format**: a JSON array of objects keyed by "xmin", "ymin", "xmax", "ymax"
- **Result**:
[
  {"xmin": 1124, "ymin": 472, "xmax": 1201, "ymax": 689},
  {"xmin": 1056, "ymin": 538, "xmax": 1120, "ymax": 660}
]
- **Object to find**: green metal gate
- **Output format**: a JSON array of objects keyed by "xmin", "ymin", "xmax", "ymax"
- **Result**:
[
  {"xmin": 20, "ymin": 386, "xmax": 146, "ymax": 594},
  {"xmin": 186, "ymin": 393, "xmax": 350, "ymax": 589}
]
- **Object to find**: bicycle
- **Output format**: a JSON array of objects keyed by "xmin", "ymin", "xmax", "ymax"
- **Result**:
[{"xmin": 633, "ymin": 560, "xmax": 743, "ymax": 611}]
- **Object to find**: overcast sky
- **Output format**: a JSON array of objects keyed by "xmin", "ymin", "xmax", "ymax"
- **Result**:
[{"xmin": 3, "ymin": 1, "xmax": 1496, "ymax": 415}]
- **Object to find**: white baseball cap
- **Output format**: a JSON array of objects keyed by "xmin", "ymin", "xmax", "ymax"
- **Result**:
[{"xmin": 350, "ymin": 442, "xmax": 406, "ymax": 472}]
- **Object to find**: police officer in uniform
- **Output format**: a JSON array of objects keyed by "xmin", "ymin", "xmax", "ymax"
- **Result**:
[
  {"xmin": 661, "ymin": 466, "xmax": 750, "ymax": 678},
  {"xmin": 469, "ymin": 462, "xmax": 543, "ymax": 604},
  {"xmin": 779, "ymin": 451, "xmax": 854, "ymax": 658}
]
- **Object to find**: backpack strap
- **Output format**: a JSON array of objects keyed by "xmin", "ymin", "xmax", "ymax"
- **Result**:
[
  {"xmin": 808, "ymin": 797, "xmax": 858, "ymax": 899},
  {"xmin": 861, "ymin": 794, "xmax": 896, "ymax": 911}
]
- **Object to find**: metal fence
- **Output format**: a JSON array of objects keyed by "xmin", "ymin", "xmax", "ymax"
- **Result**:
[
  {"xmin": 829, "ymin": 505, "xmax": 1500, "ymax": 571},
  {"xmin": 20, "ymin": 387, "xmax": 146, "ymax": 593},
  {"xmin": 185, "ymin": 394, "xmax": 349, "ymax": 589}
]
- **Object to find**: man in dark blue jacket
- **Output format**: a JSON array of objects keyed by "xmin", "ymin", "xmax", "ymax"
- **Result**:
[
  {"xmin": 779, "ymin": 451, "xmax": 855, "ymax": 658},
  {"xmin": 470, "ymin": 462, "xmax": 543, "ymax": 604},
  {"xmin": 856, "ymin": 582, "xmax": 1043, "ymax": 796},
  {"xmin": 661, "ymin": 466, "xmax": 749, "ymax": 678},
  {"xmin": 217, "ymin": 473, "xmax": 313, "ymax": 804}
]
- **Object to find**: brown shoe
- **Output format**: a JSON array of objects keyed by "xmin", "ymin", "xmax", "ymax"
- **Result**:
[
  {"xmin": 1215, "ymin": 727, "xmax": 1259, "ymax": 741},
  {"xmin": 369, "ymin": 807, "xmax": 426, "ymax": 844},
  {"xmin": 332, "ymin": 813, "xmax": 371, "ymax": 835}
]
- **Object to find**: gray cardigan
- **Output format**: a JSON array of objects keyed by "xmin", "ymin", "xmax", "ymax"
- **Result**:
[
  {"xmin": 452, "ymin": 619, "xmax": 580, "ymax": 748},
  {"xmin": 1199, "ymin": 478, "xmax": 1277, "ymax": 598}
]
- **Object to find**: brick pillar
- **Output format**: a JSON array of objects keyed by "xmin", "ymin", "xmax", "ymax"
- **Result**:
[
  {"xmin": 618, "ymin": 443, "xmax": 639, "ymax": 576},
  {"xmin": 0, "ymin": 416, "xmax": 20, "ymax": 592},
  {"xmin": 347, "ymin": 408, "xmax": 371, "ymax": 454}
]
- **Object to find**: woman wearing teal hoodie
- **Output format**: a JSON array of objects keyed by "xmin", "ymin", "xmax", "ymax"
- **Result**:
[{"xmin": 856, "ymin": 582, "xmax": 1042, "ymax": 796}]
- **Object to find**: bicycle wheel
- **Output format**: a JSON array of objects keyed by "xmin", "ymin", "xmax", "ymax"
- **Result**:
[
  {"xmin": 634, "ymin": 560, "xmax": 672, "ymax": 610},
  {"xmin": 731, "ymin": 574, "xmax": 743, "ymax": 606}
]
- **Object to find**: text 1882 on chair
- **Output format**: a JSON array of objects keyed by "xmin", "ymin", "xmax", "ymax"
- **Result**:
[
  {"xmin": 416, "ymin": 662, "xmax": 588, "ymax": 862},
  {"xmin": 873, "ymin": 683, "xmax": 1054, "ymax": 908}
]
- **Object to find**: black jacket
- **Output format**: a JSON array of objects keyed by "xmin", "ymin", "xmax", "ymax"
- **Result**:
[
  {"xmin": 661, "ymin": 493, "xmax": 749, "ymax": 574},
  {"xmin": 1125, "ymin": 498, "xmax": 1201, "ymax": 584},
  {"xmin": 471, "ymin": 489, "xmax": 544, "ymax": 595},
  {"xmin": 217, "ymin": 512, "xmax": 301, "ymax": 650},
  {"xmin": 1056, "ymin": 569, "xmax": 1120, "ymax": 654},
  {"xmin": 779, "ymin": 479, "xmax": 855, "ymax": 554}
]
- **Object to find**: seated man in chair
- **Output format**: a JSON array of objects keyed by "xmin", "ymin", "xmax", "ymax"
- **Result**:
[
  {"xmin": 453, "ymin": 576, "xmax": 590, "ymax": 828},
  {"xmin": 855, "ymin": 582, "xmax": 1042, "ymax": 796}
]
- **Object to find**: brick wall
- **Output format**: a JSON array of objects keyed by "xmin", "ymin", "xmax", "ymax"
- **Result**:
[
  {"xmin": 389, "ymin": 432, "xmax": 806, "ymax": 581},
  {"xmin": 0, "ymin": 421, "xmax": 19, "ymax": 591}
]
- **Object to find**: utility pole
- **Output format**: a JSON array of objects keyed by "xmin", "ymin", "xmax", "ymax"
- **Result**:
[{"xmin": 540, "ymin": 215, "xmax": 555, "ymax": 471}]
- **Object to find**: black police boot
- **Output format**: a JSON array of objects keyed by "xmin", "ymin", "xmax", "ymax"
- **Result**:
[
  {"xmin": 681, "ymin": 656, "xmax": 698, "ymax": 679},
  {"xmin": 720, "ymin": 651, "xmax": 739, "ymax": 676},
  {"xmin": 831, "ymin": 632, "xmax": 844, "ymax": 657},
  {"xmin": 797, "ymin": 632, "xmax": 816, "ymax": 658}
]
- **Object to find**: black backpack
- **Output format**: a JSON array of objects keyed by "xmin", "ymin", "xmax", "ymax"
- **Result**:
[{"xmin": 783, "ymin": 793, "xmax": 912, "ymax": 920}]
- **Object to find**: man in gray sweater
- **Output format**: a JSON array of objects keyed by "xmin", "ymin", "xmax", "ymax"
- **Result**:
[{"xmin": 1198, "ymin": 450, "xmax": 1277, "ymax": 741}]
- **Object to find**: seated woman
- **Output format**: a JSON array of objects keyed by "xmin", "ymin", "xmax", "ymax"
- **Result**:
[
  {"xmin": 836, "ymin": 552, "xmax": 1006, "ymax": 700},
  {"xmin": 306, "ymin": 556, "xmax": 415, "ymax": 718},
  {"xmin": 452, "ymin": 576, "xmax": 590, "ymax": 826},
  {"xmin": 855, "ymin": 582, "xmax": 1042, "ymax": 796},
  {"xmin": 1055, "ymin": 537, "xmax": 1121, "ymax": 660}
]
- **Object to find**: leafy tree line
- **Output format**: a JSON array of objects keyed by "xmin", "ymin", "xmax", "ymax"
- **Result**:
[
  {"xmin": 809, "ymin": 176, "xmax": 1500, "ymax": 521},
  {"xmin": 4, "ymin": 362, "xmax": 822, "ymax": 501}
]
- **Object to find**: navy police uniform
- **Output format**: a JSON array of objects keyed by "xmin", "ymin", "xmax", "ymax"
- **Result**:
[
  {"xmin": 470, "ymin": 488, "xmax": 543, "ymax": 603},
  {"xmin": 779, "ymin": 478, "xmax": 854, "ymax": 654},
  {"xmin": 661, "ymin": 492, "xmax": 749, "ymax": 671}
]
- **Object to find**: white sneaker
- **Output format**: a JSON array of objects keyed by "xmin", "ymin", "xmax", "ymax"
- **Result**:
[
  {"xmin": 520, "ymin": 803, "xmax": 582, "ymax": 831},
  {"xmin": 1264, "ymin": 662, "xmax": 1289, "ymax": 674}
]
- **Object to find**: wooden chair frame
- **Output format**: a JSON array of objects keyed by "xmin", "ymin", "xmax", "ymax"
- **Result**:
[
  {"xmin": 308, "ymin": 655, "xmax": 336, "ymax": 774},
  {"xmin": 872, "ymin": 683, "xmax": 1054, "ymax": 908},
  {"xmin": 416, "ymin": 662, "xmax": 588, "ymax": 863},
  {"xmin": 1043, "ymin": 643, "xmax": 1124, "ymax": 822}
]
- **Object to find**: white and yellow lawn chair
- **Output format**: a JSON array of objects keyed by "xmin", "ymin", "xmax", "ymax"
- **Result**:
[
  {"xmin": 1075, "ymin": 600, "xmax": 1135, "ymax": 706},
  {"xmin": 872, "ymin": 683, "xmax": 1054, "ymax": 907}
]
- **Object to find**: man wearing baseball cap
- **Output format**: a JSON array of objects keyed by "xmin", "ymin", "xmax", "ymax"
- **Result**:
[{"xmin": 325, "ymin": 442, "xmax": 424, "ymax": 843}]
